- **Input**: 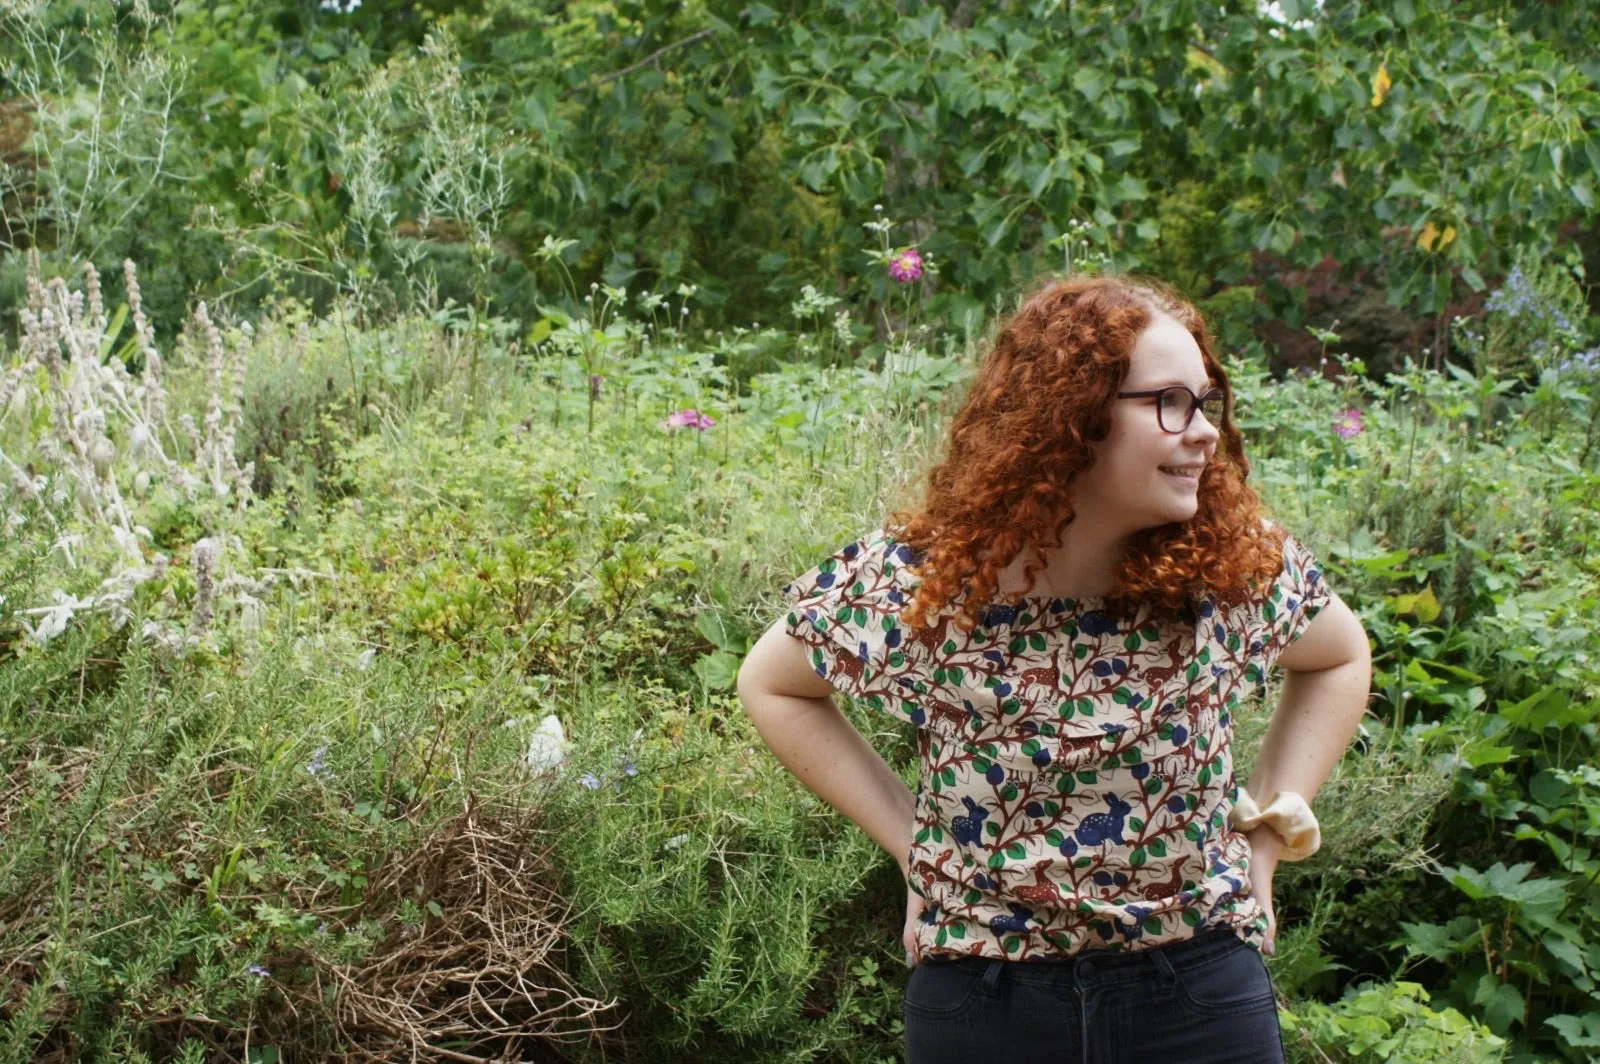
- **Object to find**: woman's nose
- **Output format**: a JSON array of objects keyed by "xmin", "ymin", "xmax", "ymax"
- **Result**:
[{"xmin": 1185, "ymin": 408, "xmax": 1221, "ymax": 443}]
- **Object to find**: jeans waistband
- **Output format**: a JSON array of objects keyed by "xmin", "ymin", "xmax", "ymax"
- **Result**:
[{"xmin": 922, "ymin": 927, "xmax": 1245, "ymax": 989}]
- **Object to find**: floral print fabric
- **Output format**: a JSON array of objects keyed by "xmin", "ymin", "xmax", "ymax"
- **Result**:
[{"xmin": 782, "ymin": 525, "xmax": 1333, "ymax": 960}]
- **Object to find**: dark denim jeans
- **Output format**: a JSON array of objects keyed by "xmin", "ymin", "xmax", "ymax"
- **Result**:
[{"xmin": 902, "ymin": 928, "xmax": 1285, "ymax": 1064}]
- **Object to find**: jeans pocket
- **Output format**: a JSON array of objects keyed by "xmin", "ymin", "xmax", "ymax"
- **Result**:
[
  {"xmin": 1171, "ymin": 940, "xmax": 1278, "ymax": 1015},
  {"xmin": 902, "ymin": 960, "xmax": 984, "ymax": 1022}
]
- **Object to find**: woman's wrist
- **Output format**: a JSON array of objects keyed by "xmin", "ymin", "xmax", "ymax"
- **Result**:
[
  {"xmin": 1230, "ymin": 786, "xmax": 1322, "ymax": 861},
  {"xmin": 1244, "ymin": 824, "xmax": 1284, "ymax": 863}
]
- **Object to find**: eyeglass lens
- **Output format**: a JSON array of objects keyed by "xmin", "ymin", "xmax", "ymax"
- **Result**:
[{"xmin": 1157, "ymin": 388, "xmax": 1226, "ymax": 432}]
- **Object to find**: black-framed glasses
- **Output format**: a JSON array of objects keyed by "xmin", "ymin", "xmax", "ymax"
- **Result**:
[{"xmin": 1116, "ymin": 385, "xmax": 1228, "ymax": 433}]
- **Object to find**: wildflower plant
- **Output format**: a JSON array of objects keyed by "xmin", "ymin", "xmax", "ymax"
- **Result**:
[{"xmin": 0, "ymin": 255, "xmax": 268, "ymax": 654}]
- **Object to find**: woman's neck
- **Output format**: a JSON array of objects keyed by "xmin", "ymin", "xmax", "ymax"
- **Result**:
[{"xmin": 994, "ymin": 520, "xmax": 1130, "ymax": 600}]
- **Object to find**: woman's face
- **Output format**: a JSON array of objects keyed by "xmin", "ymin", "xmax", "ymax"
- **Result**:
[{"xmin": 1071, "ymin": 313, "xmax": 1221, "ymax": 532}]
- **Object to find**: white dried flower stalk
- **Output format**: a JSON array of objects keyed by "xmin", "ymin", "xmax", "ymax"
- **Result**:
[
  {"xmin": 0, "ymin": 360, "xmax": 37, "ymax": 422},
  {"xmin": 24, "ymin": 249, "xmax": 44, "ymax": 313},
  {"xmin": 6, "ymin": 256, "xmax": 264, "ymax": 647},
  {"xmin": 190, "ymin": 536, "xmax": 218, "ymax": 635},
  {"xmin": 191, "ymin": 302, "xmax": 230, "ymax": 498},
  {"xmin": 84, "ymin": 261, "xmax": 106, "ymax": 337},
  {"xmin": 124, "ymin": 259, "xmax": 153, "ymax": 351}
]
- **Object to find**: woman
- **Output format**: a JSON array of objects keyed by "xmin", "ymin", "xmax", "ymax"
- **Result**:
[{"xmin": 735, "ymin": 275, "xmax": 1371, "ymax": 1063}]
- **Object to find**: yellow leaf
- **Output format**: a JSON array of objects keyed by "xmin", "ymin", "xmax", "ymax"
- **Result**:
[
  {"xmin": 1371, "ymin": 63, "xmax": 1392, "ymax": 107},
  {"xmin": 1440, "ymin": 225, "xmax": 1457, "ymax": 248},
  {"xmin": 1389, "ymin": 585, "xmax": 1441, "ymax": 623},
  {"xmin": 1417, "ymin": 221, "xmax": 1439, "ymax": 252}
]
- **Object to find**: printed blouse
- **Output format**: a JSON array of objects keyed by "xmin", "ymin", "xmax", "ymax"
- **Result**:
[{"xmin": 781, "ymin": 525, "xmax": 1333, "ymax": 960}]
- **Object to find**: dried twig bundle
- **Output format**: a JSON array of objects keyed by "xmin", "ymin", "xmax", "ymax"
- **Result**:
[{"xmin": 299, "ymin": 798, "xmax": 620, "ymax": 1062}]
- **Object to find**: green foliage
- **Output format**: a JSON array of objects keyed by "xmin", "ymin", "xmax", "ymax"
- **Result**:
[
  {"xmin": 1281, "ymin": 980, "xmax": 1506, "ymax": 1063},
  {"xmin": 7, "ymin": 0, "xmax": 1598, "ymax": 342}
]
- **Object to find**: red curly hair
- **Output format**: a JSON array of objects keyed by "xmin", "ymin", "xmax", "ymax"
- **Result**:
[{"xmin": 886, "ymin": 273, "xmax": 1289, "ymax": 635}]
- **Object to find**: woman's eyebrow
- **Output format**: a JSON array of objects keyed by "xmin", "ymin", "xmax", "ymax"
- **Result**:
[{"xmin": 1137, "ymin": 378, "xmax": 1217, "ymax": 390}]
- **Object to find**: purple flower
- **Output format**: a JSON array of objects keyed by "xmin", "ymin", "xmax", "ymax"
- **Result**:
[
  {"xmin": 306, "ymin": 745, "xmax": 331, "ymax": 780},
  {"xmin": 578, "ymin": 773, "xmax": 602, "ymax": 790},
  {"xmin": 888, "ymin": 248, "xmax": 923, "ymax": 284},
  {"xmin": 246, "ymin": 963, "xmax": 270, "ymax": 977},
  {"xmin": 1333, "ymin": 408, "xmax": 1364, "ymax": 440},
  {"xmin": 622, "ymin": 760, "xmax": 637, "ymax": 777},
  {"xmin": 589, "ymin": 374, "xmax": 602, "ymax": 400},
  {"xmin": 662, "ymin": 408, "xmax": 716, "ymax": 431}
]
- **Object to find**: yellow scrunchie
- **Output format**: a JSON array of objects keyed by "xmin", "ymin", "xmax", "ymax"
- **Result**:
[{"xmin": 1230, "ymin": 788, "xmax": 1321, "ymax": 861}]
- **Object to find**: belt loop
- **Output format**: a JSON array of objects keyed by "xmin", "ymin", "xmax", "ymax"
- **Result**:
[
  {"xmin": 1151, "ymin": 944, "xmax": 1178, "ymax": 991},
  {"xmin": 982, "ymin": 958, "xmax": 1004, "ymax": 992}
]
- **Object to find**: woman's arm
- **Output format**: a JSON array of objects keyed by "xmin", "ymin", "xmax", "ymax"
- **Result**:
[
  {"xmin": 1240, "ymin": 591, "xmax": 1372, "ymax": 951},
  {"xmin": 736, "ymin": 619, "xmax": 918, "ymax": 878},
  {"xmin": 1247, "ymin": 591, "xmax": 1373, "ymax": 806}
]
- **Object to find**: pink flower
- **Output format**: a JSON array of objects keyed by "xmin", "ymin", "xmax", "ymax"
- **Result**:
[
  {"xmin": 888, "ymin": 248, "xmax": 923, "ymax": 284},
  {"xmin": 1333, "ymin": 408, "xmax": 1364, "ymax": 439},
  {"xmin": 662, "ymin": 408, "xmax": 716, "ymax": 431}
]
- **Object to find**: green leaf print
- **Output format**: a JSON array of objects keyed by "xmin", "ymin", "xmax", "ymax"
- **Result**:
[
  {"xmin": 1150, "ymin": 839, "xmax": 1167, "ymax": 857},
  {"xmin": 1029, "ymin": 633, "xmax": 1047, "ymax": 652},
  {"xmin": 1003, "ymin": 936, "xmax": 1022, "ymax": 954},
  {"xmin": 1005, "ymin": 843, "xmax": 1026, "ymax": 859},
  {"xmin": 1124, "ymin": 633, "xmax": 1141, "ymax": 652},
  {"xmin": 1130, "ymin": 847, "xmax": 1147, "ymax": 868}
]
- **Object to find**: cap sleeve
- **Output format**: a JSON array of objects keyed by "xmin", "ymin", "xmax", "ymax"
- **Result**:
[
  {"xmin": 781, "ymin": 528, "xmax": 924, "ymax": 719},
  {"xmin": 1237, "ymin": 527, "xmax": 1334, "ymax": 684}
]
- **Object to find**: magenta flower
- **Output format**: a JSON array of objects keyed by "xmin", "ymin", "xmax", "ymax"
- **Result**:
[
  {"xmin": 888, "ymin": 248, "xmax": 923, "ymax": 284},
  {"xmin": 662, "ymin": 408, "xmax": 717, "ymax": 431},
  {"xmin": 1333, "ymin": 408, "xmax": 1364, "ymax": 440}
]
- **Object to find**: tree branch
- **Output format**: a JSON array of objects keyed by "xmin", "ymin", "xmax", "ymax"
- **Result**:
[{"xmin": 564, "ymin": 29, "xmax": 717, "ymax": 98}]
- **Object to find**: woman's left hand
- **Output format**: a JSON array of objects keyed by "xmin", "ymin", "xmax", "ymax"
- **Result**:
[{"xmin": 1244, "ymin": 826, "xmax": 1283, "ymax": 955}]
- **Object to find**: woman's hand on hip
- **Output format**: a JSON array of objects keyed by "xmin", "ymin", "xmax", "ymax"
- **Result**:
[
  {"xmin": 903, "ymin": 881, "xmax": 926, "ymax": 967},
  {"xmin": 1245, "ymin": 826, "xmax": 1283, "ymax": 955}
]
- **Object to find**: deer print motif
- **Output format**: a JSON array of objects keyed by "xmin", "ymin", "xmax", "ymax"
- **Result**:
[
  {"xmin": 1141, "ymin": 637, "xmax": 1188, "ymax": 688},
  {"xmin": 1139, "ymin": 860, "xmax": 1189, "ymax": 901},
  {"xmin": 1074, "ymin": 794, "xmax": 1132, "ymax": 847},
  {"xmin": 825, "ymin": 644, "xmax": 868, "ymax": 690},
  {"xmin": 909, "ymin": 614, "xmax": 953, "ymax": 660},
  {"xmin": 1012, "ymin": 860, "xmax": 1063, "ymax": 908},
  {"xmin": 921, "ymin": 693, "xmax": 971, "ymax": 732},
  {"xmin": 1017, "ymin": 658, "xmax": 1060, "ymax": 694}
]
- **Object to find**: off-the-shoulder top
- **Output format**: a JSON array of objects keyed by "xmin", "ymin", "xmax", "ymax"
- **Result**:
[{"xmin": 781, "ymin": 526, "xmax": 1332, "ymax": 960}]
